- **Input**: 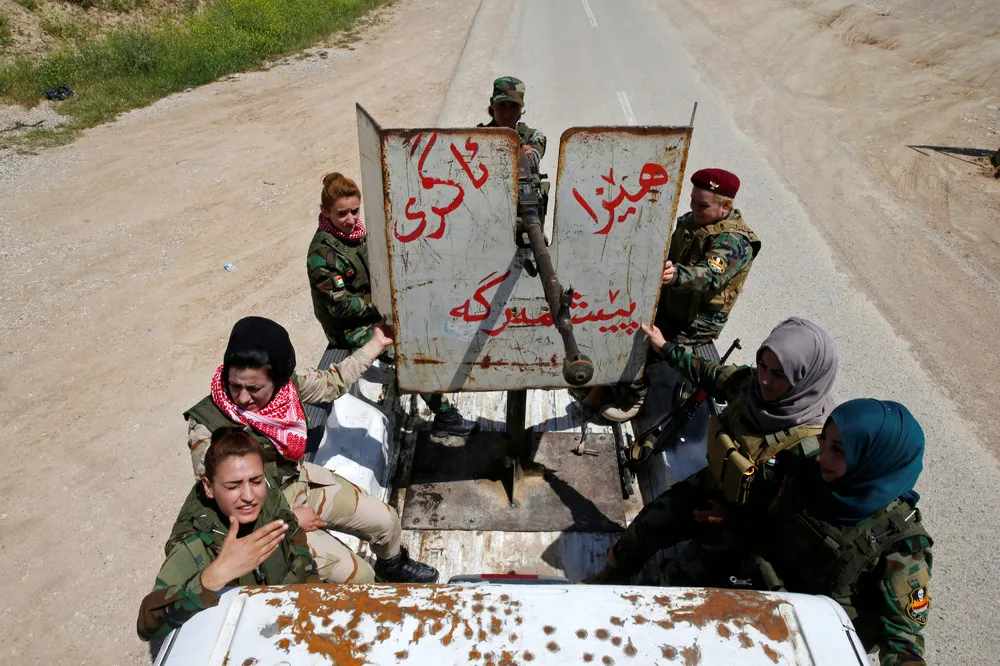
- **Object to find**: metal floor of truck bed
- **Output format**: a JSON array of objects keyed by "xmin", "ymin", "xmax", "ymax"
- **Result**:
[{"xmin": 305, "ymin": 347, "xmax": 712, "ymax": 584}]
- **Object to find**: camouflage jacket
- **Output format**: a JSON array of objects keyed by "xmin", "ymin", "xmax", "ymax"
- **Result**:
[
  {"xmin": 186, "ymin": 352, "xmax": 372, "ymax": 480},
  {"xmin": 656, "ymin": 210, "xmax": 758, "ymax": 345},
  {"xmin": 136, "ymin": 477, "xmax": 318, "ymax": 641},
  {"xmin": 758, "ymin": 461, "xmax": 933, "ymax": 666},
  {"xmin": 478, "ymin": 119, "xmax": 547, "ymax": 170},
  {"xmin": 659, "ymin": 341, "xmax": 753, "ymax": 404},
  {"xmin": 307, "ymin": 229, "xmax": 381, "ymax": 348}
]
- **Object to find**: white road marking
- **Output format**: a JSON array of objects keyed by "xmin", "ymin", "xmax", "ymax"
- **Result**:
[
  {"xmin": 581, "ymin": 0, "xmax": 598, "ymax": 27},
  {"xmin": 617, "ymin": 90, "xmax": 637, "ymax": 125}
]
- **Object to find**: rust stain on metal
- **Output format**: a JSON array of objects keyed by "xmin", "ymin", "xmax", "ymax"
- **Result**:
[
  {"xmin": 510, "ymin": 633, "xmax": 518, "ymax": 642},
  {"xmin": 716, "ymin": 623, "xmax": 731, "ymax": 638},
  {"xmin": 633, "ymin": 615, "xmax": 647, "ymax": 625},
  {"xmin": 595, "ymin": 628, "xmax": 610, "ymax": 641},
  {"xmin": 470, "ymin": 649, "xmax": 482, "ymax": 660},
  {"xmin": 500, "ymin": 594, "xmax": 510, "ymax": 601},
  {"xmin": 543, "ymin": 625, "xmax": 555, "ymax": 635},
  {"xmin": 602, "ymin": 656, "xmax": 616, "ymax": 665},
  {"xmin": 738, "ymin": 632, "xmax": 753, "ymax": 649},
  {"xmin": 523, "ymin": 651, "xmax": 535, "ymax": 661},
  {"xmin": 654, "ymin": 619, "xmax": 675, "ymax": 630},
  {"xmin": 466, "ymin": 354, "xmax": 558, "ymax": 370},
  {"xmin": 610, "ymin": 616, "xmax": 625, "ymax": 626},
  {"xmin": 680, "ymin": 645, "xmax": 701, "ymax": 666},
  {"xmin": 546, "ymin": 641, "xmax": 560, "ymax": 653},
  {"xmin": 583, "ymin": 654, "xmax": 594, "ymax": 663},
  {"xmin": 490, "ymin": 617, "xmax": 503, "ymax": 635},
  {"xmin": 251, "ymin": 585, "xmax": 468, "ymax": 666},
  {"xmin": 242, "ymin": 659, "xmax": 258, "ymax": 666},
  {"xmin": 576, "ymin": 629, "xmax": 588, "ymax": 639},
  {"xmin": 266, "ymin": 599, "xmax": 281, "ymax": 607},
  {"xmin": 413, "ymin": 356, "xmax": 446, "ymax": 365},
  {"xmin": 653, "ymin": 589, "xmax": 790, "ymax": 644},
  {"xmin": 620, "ymin": 594, "xmax": 639, "ymax": 604},
  {"xmin": 611, "ymin": 636, "xmax": 622, "ymax": 647},
  {"xmin": 394, "ymin": 650, "xmax": 408, "ymax": 660},
  {"xmin": 277, "ymin": 638, "xmax": 290, "ymax": 651},
  {"xmin": 761, "ymin": 644, "xmax": 780, "ymax": 663},
  {"xmin": 661, "ymin": 645, "xmax": 677, "ymax": 660},
  {"xmin": 624, "ymin": 638, "xmax": 637, "ymax": 657}
]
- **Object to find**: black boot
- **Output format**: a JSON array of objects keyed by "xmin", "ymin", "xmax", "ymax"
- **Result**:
[
  {"xmin": 431, "ymin": 406, "xmax": 477, "ymax": 437},
  {"xmin": 374, "ymin": 546, "xmax": 439, "ymax": 583}
]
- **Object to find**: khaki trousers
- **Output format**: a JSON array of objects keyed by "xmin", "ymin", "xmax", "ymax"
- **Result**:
[{"xmin": 282, "ymin": 462, "xmax": 402, "ymax": 583}]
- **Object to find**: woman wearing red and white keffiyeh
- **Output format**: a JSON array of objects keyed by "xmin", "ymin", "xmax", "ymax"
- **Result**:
[{"xmin": 184, "ymin": 316, "xmax": 438, "ymax": 584}]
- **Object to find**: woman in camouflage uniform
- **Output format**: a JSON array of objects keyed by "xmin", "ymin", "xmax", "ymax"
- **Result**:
[
  {"xmin": 663, "ymin": 399, "xmax": 933, "ymax": 666},
  {"xmin": 594, "ymin": 317, "xmax": 838, "ymax": 583},
  {"xmin": 138, "ymin": 428, "xmax": 317, "ymax": 641},
  {"xmin": 185, "ymin": 316, "xmax": 437, "ymax": 584},
  {"xmin": 307, "ymin": 172, "xmax": 475, "ymax": 438}
]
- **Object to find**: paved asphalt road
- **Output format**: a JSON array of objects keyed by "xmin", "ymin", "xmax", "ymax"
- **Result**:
[{"xmin": 437, "ymin": 0, "xmax": 999, "ymax": 662}]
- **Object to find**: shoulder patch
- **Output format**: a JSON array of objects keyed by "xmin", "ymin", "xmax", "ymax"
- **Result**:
[
  {"xmin": 707, "ymin": 255, "xmax": 726, "ymax": 274},
  {"xmin": 333, "ymin": 274, "xmax": 345, "ymax": 289},
  {"xmin": 906, "ymin": 587, "xmax": 930, "ymax": 626}
]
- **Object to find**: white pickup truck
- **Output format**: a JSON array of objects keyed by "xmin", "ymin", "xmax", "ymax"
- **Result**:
[{"xmin": 153, "ymin": 115, "xmax": 869, "ymax": 664}]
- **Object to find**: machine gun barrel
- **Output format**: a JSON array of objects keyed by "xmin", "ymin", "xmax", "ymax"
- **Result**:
[{"xmin": 517, "ymin": 151, "xmax": 594, "ymax": 386}]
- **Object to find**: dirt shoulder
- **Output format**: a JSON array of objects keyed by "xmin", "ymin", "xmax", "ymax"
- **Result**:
[
  {"xmin": 660, "ymin": 0, "xmax": 1000, "ymax": 449},
  {"xmin": 0, "ymin": 0, "xmax": 480, "ymax": 662}
]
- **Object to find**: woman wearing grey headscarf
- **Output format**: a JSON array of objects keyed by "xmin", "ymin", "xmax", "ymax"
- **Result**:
[{"xmin": 591, "ymin": 317, "xmax": 839, "ymax": 584}]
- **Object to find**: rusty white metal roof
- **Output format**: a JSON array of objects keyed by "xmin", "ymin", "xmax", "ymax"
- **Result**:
[{"xmin": 155, "ymin": 584, "xmax": 866, "ymax": 666}]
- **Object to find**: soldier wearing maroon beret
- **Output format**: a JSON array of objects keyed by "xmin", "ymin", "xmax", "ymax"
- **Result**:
[{"xmin": 583, "ymin": 167, "xmax": 761, "ymax": 422}]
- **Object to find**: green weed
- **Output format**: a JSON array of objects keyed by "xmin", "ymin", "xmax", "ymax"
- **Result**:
[
  {"xmin": 0, "ymin": 0, "xmax": 388, "ymax": 147},
  {"xmin": 15, "ymin": 0, "xmax": 38, "ymax": 11},
  {"xmin": 0, "ymin": 11, "xmax": 12, "ymax": 48}
]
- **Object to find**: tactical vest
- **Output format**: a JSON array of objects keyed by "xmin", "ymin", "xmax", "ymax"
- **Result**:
[
  {"xmin": 706, "ymin": 388, "xmax": 822, "ymax": 505},
  {"xmin": 184, "ymin": 386, "xmax": 308, "ymax": 485},
  {"xmin": 308, "ymin": 231, "xmax": 380, "ymax": 342},
  {"xmin": 761, "ymin": 476, "xmax": 932, "ymax": 612},
  {"xmin": 660, "ymin": 210, "xmax": 761, "ymax": 324},
  {"xmin": 165, "ymin": 478, "xmax": 302, "ymax": 585}
]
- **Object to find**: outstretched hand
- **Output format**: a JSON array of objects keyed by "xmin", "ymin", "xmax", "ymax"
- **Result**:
[
  {"xmin": 200, "ymin": 515, "xmax": 288, "ymax": 591},
  {"xmin": 292, "ymin": 505, "xmax": 326, "ymax": 532},
  {"xmin": 639, "ymin": 322, "xmax": 667, "ymax": 352},
  {"xmin": 662, "ymin": 260, "xmax": 677, "ymax": 285},
  {"xmin": 372, "ymin": 321, "xmax": 395, "ymax": 348}
]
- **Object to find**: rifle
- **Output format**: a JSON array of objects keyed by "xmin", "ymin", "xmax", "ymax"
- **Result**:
[{"xmin": 629, "ymin": 337, "xmax": 742, "ymax": 466}]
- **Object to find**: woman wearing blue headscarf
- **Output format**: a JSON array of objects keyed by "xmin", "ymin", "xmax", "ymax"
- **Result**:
[{"xmin": 664, "ymin": 398, "xmax": 933, "ymax": 665}]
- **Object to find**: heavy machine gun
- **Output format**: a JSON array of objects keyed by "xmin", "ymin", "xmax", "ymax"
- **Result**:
[{"xmin": 515, "ymin": 150, "xmax": 594, "ymax": 387}]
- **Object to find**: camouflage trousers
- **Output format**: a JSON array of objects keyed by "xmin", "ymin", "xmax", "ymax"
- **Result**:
[
  {"xmin": 282, "ymin": 462, "xmax": 402, "ymax": 584},
  {"xmin": 606, "ymin": 468, "xmax": 716, "ymax": 583}
]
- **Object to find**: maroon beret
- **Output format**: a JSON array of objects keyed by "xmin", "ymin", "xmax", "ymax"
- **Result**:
[{"xmin": 690, "ymin": 168, "xmax": 740, "ymax": 198}]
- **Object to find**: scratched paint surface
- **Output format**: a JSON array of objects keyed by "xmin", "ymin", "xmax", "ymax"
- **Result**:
[
  {"xmin": 358, "ymin": 108, "xmax": 691, "ymax": 392},
  {"xmin": 200, "ymin": 585, "xmax": 832, "ymax": 666}
]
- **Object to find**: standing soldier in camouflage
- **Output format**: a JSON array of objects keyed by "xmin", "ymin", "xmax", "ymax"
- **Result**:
[
  {"xmin": 478, "ymin": 76, "xmax": 546, "ymax": 171},
  {"xmin": 138, "ymin": 429, "xmax": 318, "ymax": 641},
  {"xmin": 307, "ymin": 172, "xmax": 476, "ymax": 437},
  {"xmin": 580, "ymin": 167, "xmax": 762, "ymax": 422},
  {"xmin": 657, "ymin": 399, "xmax": 933, "ymax": 666}
]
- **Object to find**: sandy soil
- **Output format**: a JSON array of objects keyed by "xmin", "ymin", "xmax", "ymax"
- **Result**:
[
  {"xmin": 660, "ymin": 0, "xmax": 1000, "ymax": 448},
  {"xmin": 0, "ymin": 0, "xmax": 480, "ymax": 662}
]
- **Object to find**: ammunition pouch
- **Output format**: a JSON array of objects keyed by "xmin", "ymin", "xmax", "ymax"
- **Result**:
[
  {"xmin": 708, "ymin": 432, "xmax": 756, "ymax": 505},
  {"xmin": 706, "ymin": 419, "xmax": 822, "ymax": 505}
]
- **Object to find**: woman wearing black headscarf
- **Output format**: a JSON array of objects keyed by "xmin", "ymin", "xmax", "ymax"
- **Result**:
[
  {"xmin": 663, "ymin": 399, "xmax": 933, "ymax": 665},
  {"xmin": 183, "ymin": 316, "xmax": 438, "ymax": 584},
  {"xmin": 593, "ymin": 317, "xmax": 839, "ymax": 583}
]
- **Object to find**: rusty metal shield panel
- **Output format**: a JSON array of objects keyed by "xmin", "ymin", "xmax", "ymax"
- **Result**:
[{"xmin": 358, "ymin": 107, "xmax": 691, "ymax": 393}]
